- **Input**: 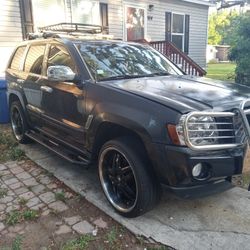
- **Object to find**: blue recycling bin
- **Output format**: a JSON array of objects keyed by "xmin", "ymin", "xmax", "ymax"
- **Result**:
[{"xmin": 0, "ymin": 77, "xmax": 9, "ymax": 123}]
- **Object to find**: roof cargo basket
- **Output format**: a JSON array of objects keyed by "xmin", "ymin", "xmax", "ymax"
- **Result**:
[{"xmin": 38, "ymin": 23, "xmax": 108, "ymax": 34}]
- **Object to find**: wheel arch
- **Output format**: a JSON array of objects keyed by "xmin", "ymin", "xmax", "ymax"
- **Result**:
[
  {"xmin": 8, "ymin": 91, "xmax": 26, "ymax": 111},
  {"xmin": 8, "ymin": 91, "xmax": 30, "ymax": 125},
  {"xmin": 91, "ymin": 121, "xmax": 157, "ymax": 177}
]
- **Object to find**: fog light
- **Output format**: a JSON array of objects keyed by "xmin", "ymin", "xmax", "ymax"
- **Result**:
[
  {"xmin": 192, "ymin": 163, "xmax": 211, "ymax": 180},
  {"xmin": 192, "ymin": 163, "xmax": 203, "ymax": 177}
]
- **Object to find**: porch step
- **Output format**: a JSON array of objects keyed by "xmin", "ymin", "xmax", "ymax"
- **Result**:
[{"xmin": 25, "ymin": 130, "xmax": 91, "ymax": 166}]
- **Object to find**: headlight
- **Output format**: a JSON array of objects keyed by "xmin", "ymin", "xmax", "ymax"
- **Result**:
[
  {"xmin": 187, "ymin": 116, "xmax": 219, "ymax": 146},
  {"xmin": 168, "ymin": 111, "xmax": 244, "ymax": 151},
  {"xmin": 175, "ymin": 115, "xmax": 219, "ymax": 146}
]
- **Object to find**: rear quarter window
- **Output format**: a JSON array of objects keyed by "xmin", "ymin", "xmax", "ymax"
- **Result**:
[{"xmin": 10, "ymin": 46, "xmax": 26, "ymax": 70}]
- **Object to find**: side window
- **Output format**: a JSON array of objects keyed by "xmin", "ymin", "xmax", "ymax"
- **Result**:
[
  {"xmin": 47, "ymin": 45, "xmax": 76, "ymax": 73},
  {"xmin": 24, "ymin": 45, "xmax": 45, "ymax": 75},
  {"xmin": 10, "ymin": 46, "xmax": 26, "ymax": 70}
]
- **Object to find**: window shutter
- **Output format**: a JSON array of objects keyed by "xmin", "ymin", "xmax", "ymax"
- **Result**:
[
  {"xmin": 100, "ymin": 3, "xmax": 109, "ymax": 33},
  {"xmin": 165, "ymin": 12, "xmax": 172, "ymax": 41},
  {"xmin": 184, "ymin": 15, "xmax": 190, "ymax": 54}
]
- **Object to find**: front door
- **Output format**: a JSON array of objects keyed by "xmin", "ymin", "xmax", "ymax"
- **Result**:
[
  {"xmin": 40, "ymin": 44, "xmax": 85, "ymax": 147},
  {"xmin": 125, "ymin": 5, "xmax": 146, "ymax": 41}
]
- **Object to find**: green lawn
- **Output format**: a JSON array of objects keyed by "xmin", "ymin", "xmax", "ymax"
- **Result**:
[{"xmin": 206, "ymin": 63, "xmax": 236, "ymax": 82}]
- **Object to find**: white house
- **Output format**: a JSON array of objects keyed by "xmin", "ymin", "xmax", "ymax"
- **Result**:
[{"xmin": 0, "ymin": 0, "xmax": 212, "ymax": 74}]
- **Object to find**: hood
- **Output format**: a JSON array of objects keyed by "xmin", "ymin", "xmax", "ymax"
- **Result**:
[{"xmin": 102, "ymin": 75, "xmax": 250, "ymax": 114}]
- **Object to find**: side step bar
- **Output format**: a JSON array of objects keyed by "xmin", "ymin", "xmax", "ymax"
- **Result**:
[{"xmin": 26, "ymin": 131, "xmax": 91, "ymax": 166}]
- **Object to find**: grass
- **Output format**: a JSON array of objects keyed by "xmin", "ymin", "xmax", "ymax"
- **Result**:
[
  {"xmin": 0, "ymin": 188, "xmax": 8, "ymax": 198},
  {"xmin": 22, "ymin": 209, "xmax": 39, "ymax": 220},
  {"xmin": 242, "ymin": 172, "xmax": 250, "ymax": 189},
  {"xmin": 206, "ymin": 63, "xmax": 236, "ymax": 81},
  {"xmin": 62, "ymin": 234, "xmax": 94, "ymax": 250},
  {"xmin": 5, "ymin": 209, "xmax": 39, "ymax": 226},
  {"xmin": 0, "ymin": 125, "xmax": 25, "ymax": 163},
  {"xmin": 1, "ymin": 235, "xmax": 24, "ymax": 250},
  {"xmin": 55, "ymin": 192, "xmax": 66, "ymax": 202},
  {"xmin": 106, "ymin": 226, "xmax": 119, "ymax": 246},
  {"xmin": 18, "ymin": 197, "xmax": 28, "ymax": 206},
  {"xmin": 12, "ymin": 235, "xmax": 23, "ymax": 250},
  {"xmin": 105, "ymin": 226, "xmax": 125, "ymax": 249}
]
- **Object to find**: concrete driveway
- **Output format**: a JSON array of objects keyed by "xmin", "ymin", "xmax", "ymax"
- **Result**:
[{"xmin": 20, "ymin": 143, "xmax": 250, "ymax": 250}]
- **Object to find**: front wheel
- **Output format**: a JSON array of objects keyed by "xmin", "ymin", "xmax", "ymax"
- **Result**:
[{"xmin": 98, "ymin": 137, "xmax": 161, "ymax": 217}]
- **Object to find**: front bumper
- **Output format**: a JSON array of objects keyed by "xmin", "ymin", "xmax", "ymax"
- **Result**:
[
  {"xmin": 165, "ymin": 179, "xmax": 233, "ymax": 199},
  {"xmin": 151, "ymin": 142, "xmax": 248, "ymax": 198}
]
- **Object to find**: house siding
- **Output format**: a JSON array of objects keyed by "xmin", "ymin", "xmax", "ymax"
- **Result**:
[
  {"xmin": 107, "ymin": 0, "xmax": 208, "ymax": 68},
  {"xmin": 0, "ymin": 0, "xmax": 208, "ymax": 73},
  {"xmin": 0, "ymin": 0, "xmax": 23, "ymax": 73}
]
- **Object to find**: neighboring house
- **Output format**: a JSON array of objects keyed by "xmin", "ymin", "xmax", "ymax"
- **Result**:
[{"xmin": 0, "ymin": 0, "xmax": 211, "ymax": 74}]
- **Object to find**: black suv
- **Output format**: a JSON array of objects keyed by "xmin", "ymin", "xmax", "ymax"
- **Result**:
[{"xmin": 6, "ymin": 24, "xmax": 250, "ymax": 217}]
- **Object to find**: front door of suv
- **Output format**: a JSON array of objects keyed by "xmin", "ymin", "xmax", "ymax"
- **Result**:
[{"xmin": 40, "ymin": 43, "xmax": 85, "ymax": 147}]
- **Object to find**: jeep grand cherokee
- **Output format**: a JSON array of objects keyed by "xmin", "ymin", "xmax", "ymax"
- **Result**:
[{"xmin": 6, "ymin": 30, "xmax": 250, "ymax": 217}]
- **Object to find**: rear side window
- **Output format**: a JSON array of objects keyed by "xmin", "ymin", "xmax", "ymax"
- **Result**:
[
  {"xmin": 10, "ymin": 46, "xmax": 26, "ymax": 70},
  {"xmin": 24, "ymin": 45, "xmax": 45, "ymax": 75},
  {"xmin": 47, "ymin": 45, "xmax": 76, "ymax": 72}
]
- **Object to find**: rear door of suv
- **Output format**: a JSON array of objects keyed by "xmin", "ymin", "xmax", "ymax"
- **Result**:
[
  {"xmin": 6, "ymin": 42, "xmax": 46, "ymax": 128},
  {"xmin": 22, "ymin": 43, "xmax": 47, "ymax": 126}
]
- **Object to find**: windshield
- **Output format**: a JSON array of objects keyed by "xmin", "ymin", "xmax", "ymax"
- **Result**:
[{"xmin": 76, "ymin": 42, "xmax": 183, "ymax": 81}]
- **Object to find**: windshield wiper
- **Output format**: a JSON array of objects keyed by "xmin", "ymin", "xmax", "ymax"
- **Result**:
[
  {"xmin": 145, "ymin": 72, "xmax": 170, "ymax": 77},
  {"xmin": 99, "ymin": 74, "xmax": 147, "ymax": 82},
  {"xmin": 98, "ymin": 72, "xmax": 170, "ymax": 82}
]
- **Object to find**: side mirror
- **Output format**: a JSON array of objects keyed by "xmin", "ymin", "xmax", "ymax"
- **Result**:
[{"xmin": 47, "ymin": 65, "xmax": 76, "ymax": 82}]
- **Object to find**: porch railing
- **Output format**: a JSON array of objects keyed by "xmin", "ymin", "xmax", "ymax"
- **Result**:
[{"xmin": 136, "ymin": 39, "xmax": 206, "ymax": 77}]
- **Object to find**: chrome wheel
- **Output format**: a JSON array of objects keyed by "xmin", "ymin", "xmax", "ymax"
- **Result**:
[
  {"xmin": 99, "ymin": 147, "xmax": 138, "ymax": 213},
  {"xmin": 11, "ymin": 106, "xmax": 24, "ymax": 141}
]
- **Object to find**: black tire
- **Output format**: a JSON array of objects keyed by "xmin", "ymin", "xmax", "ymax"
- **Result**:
[
  {"xmin": 10, "ymin": 101, "xmax": 31, "ymax": 144},
  {"xmin": 98, "ymin": 136, "xmax": 161, "ymax": 218}
]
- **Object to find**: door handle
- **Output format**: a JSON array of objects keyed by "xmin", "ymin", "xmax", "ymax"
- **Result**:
[
  {"xmin": 17, "ymin": 79, "xmax": 24, "ymax": 84},
  {"xmin": 40, "ymin": 86, "xmax": 53, "ymax": 93}
]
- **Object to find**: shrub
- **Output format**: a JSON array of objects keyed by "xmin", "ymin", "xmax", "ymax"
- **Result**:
[{"xmin": 229, "ymin": 14, "xmax": 250, "ymax": 85}]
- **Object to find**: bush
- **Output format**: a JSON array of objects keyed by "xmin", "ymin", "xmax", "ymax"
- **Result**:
[{"xmin": 229, "ymin": 14, "xmax": 250, "ymax": 85}]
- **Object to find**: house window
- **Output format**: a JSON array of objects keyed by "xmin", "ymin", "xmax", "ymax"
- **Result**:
[
  {"xmin": 100, "ymin": 3, "xmax": 108, "ymax": 27},
  {"xmin": 172, "ymin": 14, "xmax": 184, "ymax": 51},
  {"xmin": 125, "ymin": 6, "xmax": 146, "ymax": 41},
  {"xmin": 19, "ymin": 0, "xmax": 34, "ymax": 38},
  {"xmin": 32, "ymin": 0, "xmax": 66, "ymax": 28},
  {"xmin": 71, "ymin": 0, "xmax": 100, "ymax": 25},
  {"xmin": 165, "ymin": 12, "xmax": 190, "ymax": 53}
]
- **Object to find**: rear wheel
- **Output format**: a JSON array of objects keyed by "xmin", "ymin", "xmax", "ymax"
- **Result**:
[
  {"xmin": 98, "ymin": 137, "xmax": 161, "ymax": 217},
  {"xmin": 10, "ymin": 101, "xmax": 30, "ymax": 144}
]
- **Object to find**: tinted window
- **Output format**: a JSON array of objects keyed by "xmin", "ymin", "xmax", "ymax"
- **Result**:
[
  {"xmin": 47, "ymin": 45, "xmax": 75, "ymax": 72},
  {"xmin": 10, "ymin": 46, "xmax": 26, "ymax": 70},
  {"xmin": 24, "ymin": 45, "xmax": 45, "ymax": 74}
]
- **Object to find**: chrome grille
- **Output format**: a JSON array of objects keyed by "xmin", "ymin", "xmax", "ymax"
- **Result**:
[
  {"xmin": 183, "ymin": 111, "xmax": 247, "ymax": 151},
  {"xmin": 233, "ymin": 112, "xmax": 248, "ymax": 144}
]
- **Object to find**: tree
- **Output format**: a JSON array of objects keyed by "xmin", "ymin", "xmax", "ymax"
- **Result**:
[
  {"xmin": 208, "ymin": 10, "xmax": 239, "ymax": 45},
  {"xmin": 229, "ymin": 14, "xmax": 250, "ymax": 85}
]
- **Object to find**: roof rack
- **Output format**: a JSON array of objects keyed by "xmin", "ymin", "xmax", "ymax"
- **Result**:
[
  {"xmin": 27, "ymin": 22, "xmax": 110, "ymax": 40},
  {"xmin": 38, "ymin": 23, "xmax": 108, "ymax": 34}
]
